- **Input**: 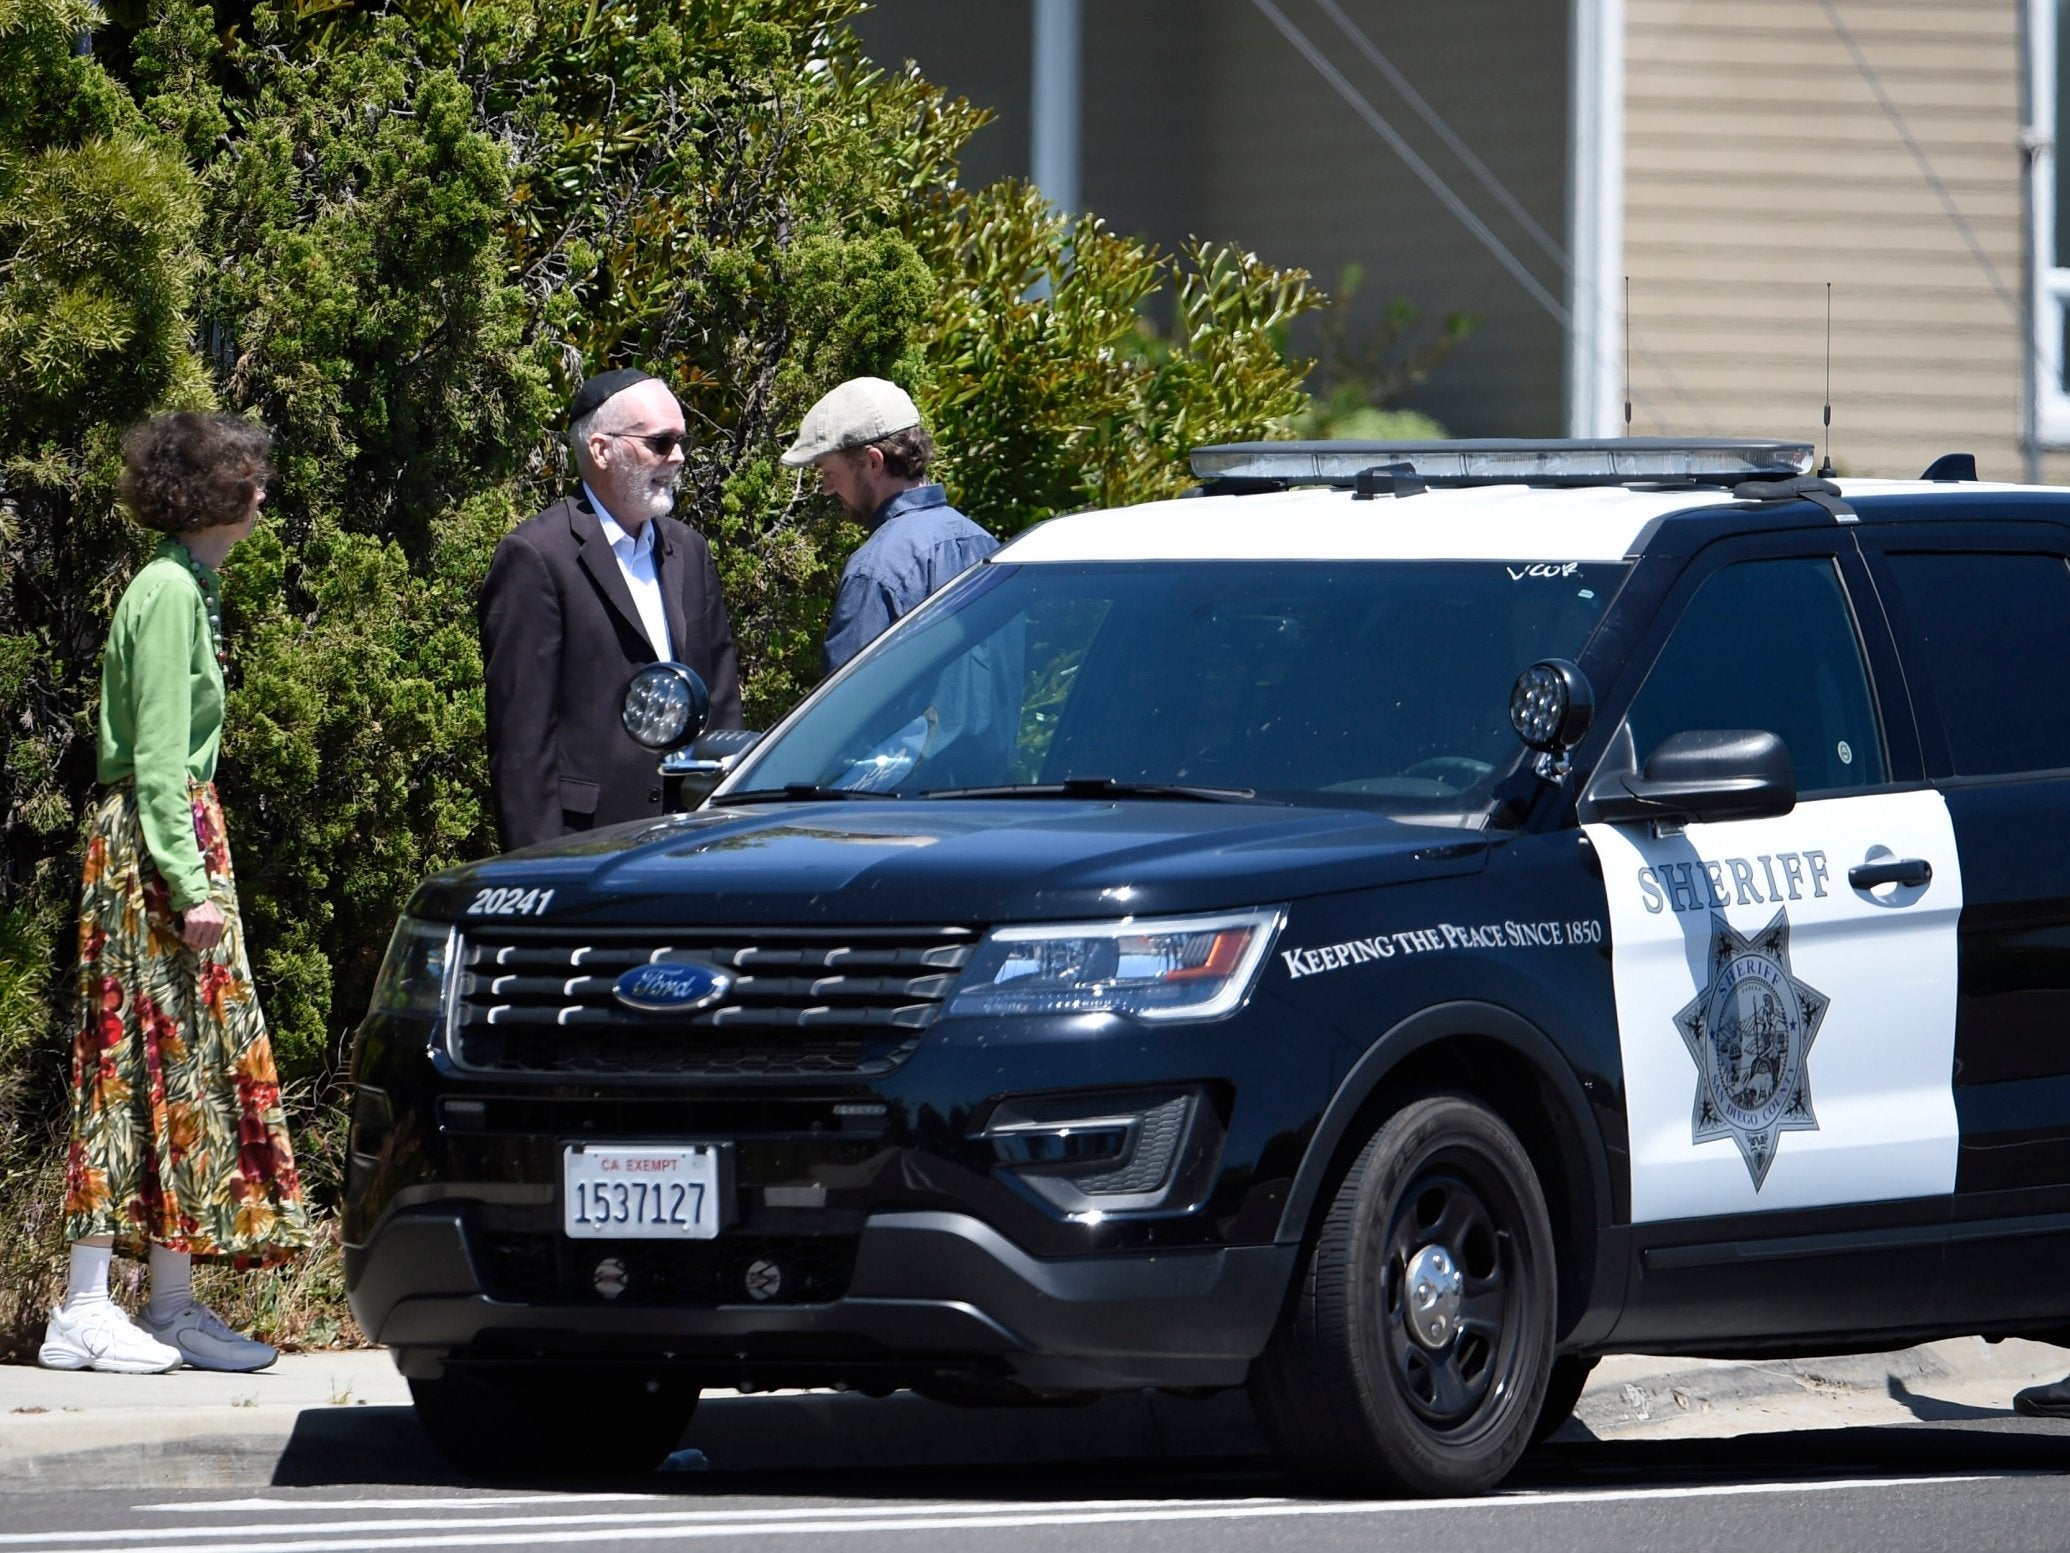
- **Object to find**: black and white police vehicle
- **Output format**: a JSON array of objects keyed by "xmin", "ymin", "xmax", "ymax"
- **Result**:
[{"xmin": 348, "ymin": 438, "xmax": 2070, "ymax": 1494}]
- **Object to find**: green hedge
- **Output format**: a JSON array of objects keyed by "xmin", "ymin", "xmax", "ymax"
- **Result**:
[{"xmin": 0, "ymin": 0, "xmax": 1322, "ymax": 1213}]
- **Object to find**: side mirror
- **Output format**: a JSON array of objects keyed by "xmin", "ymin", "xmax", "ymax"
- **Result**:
[
  {"xmin": 661, "ymin": 728, "xmax": 764, "ymax": 809},
  {"xmin": 622, "ymin": 661, "xmax": 710, "ymax": 752},
  {"xmin": 1581, "ymin": 728, "xmax": 1797, "ymax": 825},
  {"xmin": 1510, "ymin": 658, "xmax": 1595, "ymax": 754}
]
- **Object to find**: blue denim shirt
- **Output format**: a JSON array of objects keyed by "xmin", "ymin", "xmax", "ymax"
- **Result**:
[{"xmin": 823, "ymin": 484, "xmax": 999, "ymax": 671}]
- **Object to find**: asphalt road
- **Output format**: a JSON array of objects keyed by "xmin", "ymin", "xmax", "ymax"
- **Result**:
[{"xmin": 8, "ymin": 1416, "xmax": 2070, "ymax": 1553}]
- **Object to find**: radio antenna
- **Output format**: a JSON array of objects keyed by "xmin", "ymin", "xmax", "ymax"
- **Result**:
[
  {"xmin": 1623, "ymin": 276, "xmax": 1632, "ymax": 430},
  {"xmin": 1819, "ymin": 282, "xmax": 1835, "ymax": 478}
]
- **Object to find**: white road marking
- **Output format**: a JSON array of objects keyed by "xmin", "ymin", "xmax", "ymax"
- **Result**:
[
  {"xmin": 0, "ymin": 1500, "xmax": 1278, "ymax": 1546},
  {"xmin": 135, "ymin": 1500, "xmax": 668, "ymax": 1514},
  {"xmin": 3, "ymin": 1475, "xmax": 2010, "ymax": 1553}
]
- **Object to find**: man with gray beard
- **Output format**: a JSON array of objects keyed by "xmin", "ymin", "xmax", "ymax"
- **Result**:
[{"xmin": 480, "ymin": 369, "xmax": 743, "ymax": 851}]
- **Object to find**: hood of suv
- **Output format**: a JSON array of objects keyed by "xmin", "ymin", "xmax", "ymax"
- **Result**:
[{"xmin": 413, "ymin": 799, "xmax": 1489, "ymax": 926}]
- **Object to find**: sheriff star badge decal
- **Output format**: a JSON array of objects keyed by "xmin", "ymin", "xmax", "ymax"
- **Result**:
[{"xmin": 1672, "ymin": 909, "xmax": 1828, "ymax": 1189}]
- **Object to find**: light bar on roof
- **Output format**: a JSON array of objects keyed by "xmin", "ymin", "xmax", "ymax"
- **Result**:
[{"xmin": 1190, "ymin": 438, "xmax": 1816, "ymax": 486}]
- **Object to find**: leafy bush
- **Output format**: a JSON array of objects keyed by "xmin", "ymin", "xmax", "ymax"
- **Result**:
[
  {"xmin": 1285, "ymin": 264, "xmax": 1474, "ymax": 440},
  {"xmin": 921, "ymin": 182, "xmax": 1321, "ymax": 532},
  {"xmin": 0, "ymin": 0, "xmax": 1338, "ymax": 1335}
]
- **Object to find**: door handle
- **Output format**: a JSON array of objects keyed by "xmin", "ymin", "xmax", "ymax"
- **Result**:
[{"xmin": 1849, "ymin": 857, "xmax": 1932, "ymax": 890}]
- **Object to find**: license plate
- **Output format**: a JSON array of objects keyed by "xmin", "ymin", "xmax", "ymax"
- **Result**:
[{"xmin": 562, "ymin": 1145, "xmax": 722, "ymax": 1239}]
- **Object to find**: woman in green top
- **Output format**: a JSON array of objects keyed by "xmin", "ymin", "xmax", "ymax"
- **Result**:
[{"xmin": 40, "ymin": 412, "xmax": 310, "ymax": 1375}]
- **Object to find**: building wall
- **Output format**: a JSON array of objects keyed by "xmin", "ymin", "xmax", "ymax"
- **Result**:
[
  {"xmin": 854, "ymin": 0, "xmax": 1034, "ymax": 197},
  {"xmin": 850, "ymin": 0, "xmax": 1572, "ymax": 437},
  {"xmin": 1623, "ymin": 0, "xmax": 2062, "ymax": 480}
]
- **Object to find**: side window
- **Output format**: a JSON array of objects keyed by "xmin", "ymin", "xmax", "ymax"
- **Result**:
[
  {"xmin": 1623, "ymin": 556, "xmax": 1887, "ymax": 794},
  {"xmin": 1879, "ymin": 551, "xmax": 2070, "ymax": 777}
]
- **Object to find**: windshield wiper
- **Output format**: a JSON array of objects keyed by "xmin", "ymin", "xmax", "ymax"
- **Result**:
[
  {"xmin": 919, "ymin": 776, "xmax": 1261, "ymax": 803},
  {"xmin": 708, "ymin": 783, "xmax": 903, "ymax": 805}
]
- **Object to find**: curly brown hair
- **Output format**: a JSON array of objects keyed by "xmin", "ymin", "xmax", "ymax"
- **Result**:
[
  {"xmin": 866, "ymin": 424, "xmax": 934, "ymax": 480},
  {"xmin": 118, "ymin": 412, "xmax": 274, "ymax": 534}
]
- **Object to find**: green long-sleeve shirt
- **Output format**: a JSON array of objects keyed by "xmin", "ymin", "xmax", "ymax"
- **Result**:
[{"xmin": 97, "ymin": 539, "xmax": 225, "ymax": 911}]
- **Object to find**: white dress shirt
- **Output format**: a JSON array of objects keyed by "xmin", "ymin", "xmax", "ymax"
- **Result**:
[{"xmin": 585, "ymin": 484, "xmax": 673, "ymax": 660}]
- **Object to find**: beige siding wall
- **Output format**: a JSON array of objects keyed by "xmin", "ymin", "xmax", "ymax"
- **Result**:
[{"xmin": 1625, "ymin": 0, "xmax": 2066, "ymax": 480}]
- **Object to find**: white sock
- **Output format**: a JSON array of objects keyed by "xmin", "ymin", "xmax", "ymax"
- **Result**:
[
  {"xmin": 61, "ymin": 1242, "xmax": 114, "ymax": 1311},
  {"xmin": 146, "ymin": 1244, "xmax": 193, "ymax": 1322}
]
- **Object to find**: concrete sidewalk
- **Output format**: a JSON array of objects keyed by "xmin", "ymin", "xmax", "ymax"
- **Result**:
[{"xmin": 2, "ymin": 1338, "xmax": 2067, "ymax": 1491}]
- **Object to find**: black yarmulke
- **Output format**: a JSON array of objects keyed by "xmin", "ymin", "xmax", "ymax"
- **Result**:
[{"xmin": 568, "ymin": 368, "xmax": 656, "ymax": 426}]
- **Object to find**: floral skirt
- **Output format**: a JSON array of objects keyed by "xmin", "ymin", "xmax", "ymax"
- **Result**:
[{"xmin": 64, "ymin": 780, "xmax": 310, "ymax": 1263}]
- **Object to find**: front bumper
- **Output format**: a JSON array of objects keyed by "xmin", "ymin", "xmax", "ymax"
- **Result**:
[{"xmin": 349, "ymin": 1202, "xmax": 1294, "ymax": 1392}]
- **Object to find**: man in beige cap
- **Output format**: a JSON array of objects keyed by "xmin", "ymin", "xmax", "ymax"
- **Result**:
[{"xmin": 781, "ymin": 377, "xmax": 997, "ymax": 670}]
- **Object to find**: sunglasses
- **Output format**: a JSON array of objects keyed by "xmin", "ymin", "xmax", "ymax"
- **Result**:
[{"xmin": 602, "ymin": 428, "xmax": 691, "ymax": 457}]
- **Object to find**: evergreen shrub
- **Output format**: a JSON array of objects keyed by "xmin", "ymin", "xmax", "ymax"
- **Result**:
[{"xmin": 0, "ymin": 0, "xmax": 1328, "ymax": 1350}]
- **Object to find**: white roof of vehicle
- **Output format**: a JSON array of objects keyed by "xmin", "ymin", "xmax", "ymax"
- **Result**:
[{"xmin": 992, "ymin": 479, "xmax": 2039, "ymax": 566}]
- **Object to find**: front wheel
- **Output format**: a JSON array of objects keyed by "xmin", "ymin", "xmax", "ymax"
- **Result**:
[
  {"xmin": 411, "ymin": 1366, "xmax": 699, "ymax": 1479},
  {"xmin": 1250, "ymin": 1093, "xmax": 1556, "ymax": 1496},
  {"xmin": 1530, "ymin": 1353, "xmax": 1599, "ymax": 1444}
]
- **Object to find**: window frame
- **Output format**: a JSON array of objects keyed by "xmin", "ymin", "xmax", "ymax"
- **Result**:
[
  {"xmin": 1857, "ymin": 520, "xmax": 2070, "ymax": 783},
  {"xmin": 1561, "ymin": 530, "xmax": 1923, "ymax": 823},
  {"xmin": 2027, "ymin": 0, "xmax": 2070, "ymax": 446}
]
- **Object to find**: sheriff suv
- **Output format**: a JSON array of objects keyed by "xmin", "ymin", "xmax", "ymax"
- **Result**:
[{"xmin": 347, "ymin": 439, "xmax": 2070, "ymax": 1494}]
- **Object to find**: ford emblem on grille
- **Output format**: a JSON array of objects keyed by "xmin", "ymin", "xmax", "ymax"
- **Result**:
[{"xmin": 613, "ymin": 962, "xmax": 732, "ymax": 1013}]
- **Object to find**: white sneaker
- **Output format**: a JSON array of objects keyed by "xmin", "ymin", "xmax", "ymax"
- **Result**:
[
  {"xmin": 39, "ymin": 1302, "xmax": 183, "ymax": 1374},
  {"xmin": 137, "ymin": 1302, "xmax": 278, "ymax": 1373}
]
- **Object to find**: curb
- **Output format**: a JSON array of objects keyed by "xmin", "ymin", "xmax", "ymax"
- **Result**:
[{"xmin": 3, "ymin": 1337, "xmax": 2064, "ymax": 1491}]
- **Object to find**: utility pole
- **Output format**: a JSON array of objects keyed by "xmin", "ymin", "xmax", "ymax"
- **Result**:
[
  {"xmin": 2020, "ymin": 0, "xmax": 2045, "ymax": 484},
  {"xmin": 1567, "ymin": 0, "xmax": 1624, "ymax": 438},
  {"xmin": 1031, "ymin": 0, "xmax": 1082, "ymax": 218}
]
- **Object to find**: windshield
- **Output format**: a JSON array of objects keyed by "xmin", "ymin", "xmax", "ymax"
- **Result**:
[{"xmin": 732, "ymin": 559, "xmax": 1629, "ymax": 814}]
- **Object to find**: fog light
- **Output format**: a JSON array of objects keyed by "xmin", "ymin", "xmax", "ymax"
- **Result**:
[
  {"xmin": 990, "ymin": 1119, "xmax": 1136, "ymax": 1168},
  {"xmin": 980, "ymin": 1089, "xmax": 1203, "ymax": 1212},
  {"xmin": 1069, "ymin": 1094, "xmax": 1192, "ymax": 1195}
]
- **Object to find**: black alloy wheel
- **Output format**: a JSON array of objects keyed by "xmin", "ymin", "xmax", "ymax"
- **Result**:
[
  {"xmin": 1250, "ymin": 1092, "xmax": 1555, "ymax": 1496},
  {"xmin": 410, "ymin": 1367, "xmax": 700, "ymax": 1479}
]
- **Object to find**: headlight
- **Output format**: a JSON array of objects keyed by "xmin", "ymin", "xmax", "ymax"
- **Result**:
[
  {"xmin": 370, "ymin": 915, "xmax": 455, "ymax": 1018},
  {"xmin": 622, "ymin": 660, "xmax": 710, "ymax": 750},
  {"xmin": 947, "ymin": 907, "xmax": 1284, "ymax": 1024}
]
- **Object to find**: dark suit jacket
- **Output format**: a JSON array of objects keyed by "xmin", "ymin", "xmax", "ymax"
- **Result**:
[{"xmin": 480, "ymin": 491, "xmax": 744, "ymax": 851}]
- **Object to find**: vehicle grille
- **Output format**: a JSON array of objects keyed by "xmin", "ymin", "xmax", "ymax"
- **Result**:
[
  {"xmin": 448, "ymin": 926, "xmax": 977, "ymax": 1079},
  {"xmin": 477, "ymin": 1230, "xmax": 858, "ymax": 1307}
]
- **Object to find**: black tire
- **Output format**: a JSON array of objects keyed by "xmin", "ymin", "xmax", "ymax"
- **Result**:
[
  {"xmin": 1530, "ymin": 1354, "xmax": 1598, "ymax": 1445},
  {"xmin": 1250, "ymin": 1093, "xmax": 1556, "ymax": 1496},
  {"xmin": 410, "ymin": 1367, "xmax": 700, "ymax": 1479}
]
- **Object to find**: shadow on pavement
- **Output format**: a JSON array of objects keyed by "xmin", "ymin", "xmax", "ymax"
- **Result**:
[
  {"xmin": 269, "ymin": 1389, "xmax": 2070, "ymax": 1499},
  {"xmin": 1885, "ymin": 1376, "xmax": 2014, "ymax": 1424},
  {"xmin": 1519, "ymin": 1416, "xmax": 2070, "ymax": 1492},
  {"xmin": 273, "ymin": 1406, "xmax": 467, "ymax": 1488},
  {"xmin": 270, "ymin": 1389, "xmax": 1280, "ymax": 1496}
]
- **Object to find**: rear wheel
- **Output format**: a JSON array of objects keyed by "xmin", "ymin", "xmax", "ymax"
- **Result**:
[
  {"xmin": 410, "ymin": 1366, "xmax": 699, "ymax": 1479},
  {"xmin": 1251, "ymin": 1093, "xmax": 1555, "ymax": 1496}
]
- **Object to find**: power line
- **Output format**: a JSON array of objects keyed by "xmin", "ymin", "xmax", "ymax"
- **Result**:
[
  {"xmin": 1817, "ymin": 0, "xmax": 2021, "ymax": 322},
  {"xmin": 1252, "ymin": 0, "xmax": 1720, "ymax": 431},
  {"xmin": 1310, "ymin": 0, "xmax": 1568, "ymax": 272},
  {"xmin": 1820, "ymin": 0, "xmax": 2054, "ymax": 474},
  {"xmin": 1306, "ymin": 0, "xmax": 1715, "ymax": 431},
  {"xmin": 1247, "ymin": 0, "xmax": 1573, "ymax": 330}
]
